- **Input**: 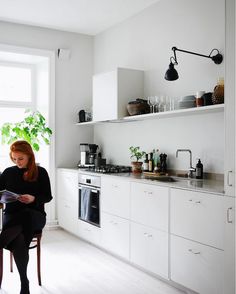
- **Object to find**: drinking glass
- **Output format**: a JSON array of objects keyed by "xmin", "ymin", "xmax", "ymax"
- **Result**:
[
  {"xmin": 159, "ymin": 96, "xmax": 166, "ymax": 112},
  {"xmin": 148, "ymin": 96, "xmax": 157, "ymax": 113}
]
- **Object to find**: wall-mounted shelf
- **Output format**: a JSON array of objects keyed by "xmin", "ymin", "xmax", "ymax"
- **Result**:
[{"xmin": 76, "ymin": 104, "xmax": 224, "ymax": 126}]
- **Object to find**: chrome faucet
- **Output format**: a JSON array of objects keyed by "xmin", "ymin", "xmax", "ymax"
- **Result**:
[{"xmin": 176, "ymin": 149, "xmax": 196, "ymax": 178}]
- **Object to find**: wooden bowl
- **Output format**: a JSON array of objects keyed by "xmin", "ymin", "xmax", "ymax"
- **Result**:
[{"xmin": 127, "ymin": 103, "xmax": 150, "ymax": 116}]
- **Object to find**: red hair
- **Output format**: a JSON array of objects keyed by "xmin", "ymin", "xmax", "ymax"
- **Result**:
[{"xmin": 10, "ymin": 140, "xmax": 38, "ymax": 182}]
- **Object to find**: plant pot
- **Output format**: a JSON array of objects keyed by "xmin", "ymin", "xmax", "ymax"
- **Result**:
[{"xmin": 131, "ymin": 161, "xmax": 143, "ymax": 173}]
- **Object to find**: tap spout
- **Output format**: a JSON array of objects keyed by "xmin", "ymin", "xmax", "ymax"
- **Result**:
[{"xmin": 176, "ymin": 149, "xmax": 195, "ymax": 178}]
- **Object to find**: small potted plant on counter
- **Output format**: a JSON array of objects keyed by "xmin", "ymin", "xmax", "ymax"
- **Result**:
[{"xmin": 129, "ymin": 146, "xmax": 145, "ymax": 173}]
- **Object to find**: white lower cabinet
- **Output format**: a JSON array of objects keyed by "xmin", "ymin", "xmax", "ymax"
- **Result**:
[
  {"xmin": 100, "ymin": 212, "xmax": 130, "ymax": 260},
  {"xmin": 170, "ymin": 235, "xmax": 223, "ymax": 294},
  {"xmin": 57, "ymin": 198, "xmax": 78, "ymax": 235},
  {"xmin": 170, "ymin": 188, "xmax": 224, "ymax": 249},
  {"xmin": 77, "ymin": 220, "xmax": 101, "ymax": 246},
  {"xmin": 57, "ymin": 169, "xmax": 79, "ymax": 236},
  {"xmin": 130, "ymin": 222, "xmax": 168, "ymax": 279}
]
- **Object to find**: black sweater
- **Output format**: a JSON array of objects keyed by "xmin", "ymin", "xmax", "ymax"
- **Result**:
[{"xmin": 0, "ymin": 166, "xmax": 53, "ymax": 215}]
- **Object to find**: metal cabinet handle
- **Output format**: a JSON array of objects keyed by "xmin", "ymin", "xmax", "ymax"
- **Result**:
[
  {"xmin": 227, "ymin": 171, "xmax": 233, "ymax": 187},
  {"xmin": 188, "ymin": 199, "xmax": 201, "ymax": 204},
  {"xmin": 188, "ymin": 249, "xmax": 200, "ymax": 255},
  {"xmin": 227, "ymin": 207, "xmax": 233, "ymax": 223}
]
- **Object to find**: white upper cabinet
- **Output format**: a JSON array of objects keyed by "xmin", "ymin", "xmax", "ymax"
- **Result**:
[{"xmin": 92, "ymin": 67, "xmax": 144, "ymax": 122}]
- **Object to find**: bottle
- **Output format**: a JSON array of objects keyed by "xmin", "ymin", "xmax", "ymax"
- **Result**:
[
  {"xmin": 143, "ymin": 154, "xmax": 149, "ymax": 172},
  {"xmin": 196, "ymin": 159, "xmax": 203, "ymax": 179},
  {"xmin": 195, "ymin": 91, "xmax": 205, "ymax": 107},
  {"xmin": 148, "ymin": 152, "xmax": 153, "ymax": 172}
]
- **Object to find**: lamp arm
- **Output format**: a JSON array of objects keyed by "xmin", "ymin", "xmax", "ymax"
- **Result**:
[{"xmin": 172, "ymin": 46, "xmax": 212, "ymax": 60}]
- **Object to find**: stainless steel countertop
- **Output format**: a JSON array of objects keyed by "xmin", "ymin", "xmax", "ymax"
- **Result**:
[
  {"xmin": 59, "ymin": 168, "xmax": 225, "ymax": 195},
  {"xmin": 99, "ymin": 172, "xmax": 224, "ymax": 195}
]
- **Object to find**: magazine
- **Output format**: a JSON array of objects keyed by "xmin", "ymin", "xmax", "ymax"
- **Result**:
[{"xmin": 0, "ymin": 189, "xmax": 20, "ymax": 203}]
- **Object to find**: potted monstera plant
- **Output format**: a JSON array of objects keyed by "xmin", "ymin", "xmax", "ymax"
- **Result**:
[
  {"xmin": 1, "ymin": 109, "xmax": 52, "ymax": 151},
  {"xmin": 129, "ymin": 146, "xmax": 145, "ymax": 173}
]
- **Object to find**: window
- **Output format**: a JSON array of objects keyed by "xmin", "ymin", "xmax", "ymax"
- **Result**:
[
  {"xmin": 0, "ymin": 63, "xmax": 32, "ymax": 102},
  {"xmin": 0, "ymin": 62, "xmax": 35, "ymax": 170}
]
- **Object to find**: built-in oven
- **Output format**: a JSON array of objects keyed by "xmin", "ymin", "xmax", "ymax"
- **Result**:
[{"xmin": 78, "ymin": 174, "xmax": 100, "ymax": 227}]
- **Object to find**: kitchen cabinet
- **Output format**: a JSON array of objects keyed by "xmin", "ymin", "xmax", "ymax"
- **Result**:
[
  {"xmin": 100, "ymin": 176, "xmax": 130, "ymax": 259},
  {"xmin": 170, "ymin": 234, "xmax": 223, "ymax": 294},
  {"xmin": 224, "ymin": 0, "xmax": 235, "ymax": 197},
  {"xmin": 170, "ymin": 188, "xmax": 224, "ymax": 249},
  {"xmin": 223, "ymin": 196, "xmax": 235, "ymax": 294},
  {"xmin": 130, "ymin": 222, "xmax": 168, "ymax": 279},
  {"xmin": 100, "ymin": 212, "xmax": 130, "ymax": 260},
  {"xmin": 101, "ymin": 176, "xmax": 130, "ymax": 219},
  {"xmin": 170, "ymin": 188, "xmax": 227, "ymax": 294},
  {"xmin": 130, "ymin": 182, "xmax": 168, "ymax": 231},
  {"xmin": 130, "ymin": 182, "xmax": 169, "ymax": 278},
  {"xmin": 92, "ymin": 67, "xmax": 144, "ymax": 122},
  {"xmin": 77, "ymin": 220, "xmax": 101, "ymax": 246},
  {"xmin": 57, "ymin": 169, "xmax": 79, "ymax": 235}
]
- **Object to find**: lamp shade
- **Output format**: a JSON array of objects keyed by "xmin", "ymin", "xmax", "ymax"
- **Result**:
[{"xmin": 165, "ymin": 62, "xmax": 179, "ymax": 81}]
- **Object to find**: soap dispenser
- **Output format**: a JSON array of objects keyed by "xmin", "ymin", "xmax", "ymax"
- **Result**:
[{"xmin": 196, "ymin": 159, "xmax": 203, "ymax": 179}]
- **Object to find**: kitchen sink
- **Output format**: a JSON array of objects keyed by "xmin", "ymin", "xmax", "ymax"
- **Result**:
[{"xmin": 144, "ymin": 175, "xmax": 178, "ymax": 182}]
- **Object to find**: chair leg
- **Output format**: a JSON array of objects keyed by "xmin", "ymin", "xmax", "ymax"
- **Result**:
[
  {"xmin": 0, "ymin": 248, "xmax": 3, "ymax": 288},
  {"xmin": 37, "ymin": 236, "xmax": 41, "ymax": 286},
  {"xmin": 10, "ymin": 252, "xmax": 13, "ymax": 272}
]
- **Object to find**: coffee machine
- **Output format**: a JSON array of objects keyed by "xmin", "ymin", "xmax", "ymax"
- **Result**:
[{"xmin": 79, "ymin": 143, "xmax": 99, "ymax": 167}]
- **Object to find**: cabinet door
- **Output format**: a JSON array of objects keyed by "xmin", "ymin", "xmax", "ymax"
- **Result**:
[
  {"xmin": 57, "ymin": 169, "xmax": 78, "ymax": 202},
  {"xmin": 57, "ymin": 169, "xmax": 79, "ymax": 235},
  {"xmin": 93, "ymin": 70, "xmax": 117, "ymax": 121},
  {"xmin": 170, "ymin": 235, "xmax": 223, "ymax": 294},
  {"xmin": 130, "ymin": 222, "xmax": 168, "ymax": 279},
  {"xmin": 101, "ymin": 212, "xmax": 130, "ymax": 260},
  {"xmin": 101, "ymin": 177, "xmax": 130, "ymax": 219},
  {"xmin": 224, "ymin": 0, "xmax": 235, "ymax": 197},
  {"xmin": 170, "ymin": 188, "xmax": 224, "ymax": 249},
  {"xmin": 223, "ymin": 196, "xmax": 235, "ymax": 294},
  {"xmin": 57, "ymin": 198, "xmax": 78, "ymax": 235},
  {"xmin": 130, "ymin": 182, "xmax": 168, "ymax": 231}
]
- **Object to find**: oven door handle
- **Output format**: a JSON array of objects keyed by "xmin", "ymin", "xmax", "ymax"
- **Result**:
[{"xmin": 78, "ymin": 185, "xmax": 100, "ymax": 192}]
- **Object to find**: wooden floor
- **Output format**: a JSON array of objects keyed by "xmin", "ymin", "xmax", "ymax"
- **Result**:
[{"xmin": 0, "ymin": 229, "xmax": 186, "ymax": 294}]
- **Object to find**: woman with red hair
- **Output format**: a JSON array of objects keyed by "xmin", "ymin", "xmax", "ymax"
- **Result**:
[{"xmin": 0, "ymin": 140, "xmax": 52, "ymax": 294}]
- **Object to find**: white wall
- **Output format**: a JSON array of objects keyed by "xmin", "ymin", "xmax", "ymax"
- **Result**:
[
  {"xmin": 0, "ymin": 21, "xmax": 94, "ymax": 169},
  {"xmin": 94, "ymin": 0, "xmax": 225, "ymax": 173}
]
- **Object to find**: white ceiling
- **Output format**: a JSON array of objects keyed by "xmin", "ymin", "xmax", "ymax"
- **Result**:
[{"xmin": 0, "ymin": 0, "xmax": 160, "ymax": 36}]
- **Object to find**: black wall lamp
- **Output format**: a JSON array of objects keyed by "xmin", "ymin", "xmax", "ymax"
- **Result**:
[{"xmin": 164, "ymin": 46, "xmax": 223, "ymax": 81}]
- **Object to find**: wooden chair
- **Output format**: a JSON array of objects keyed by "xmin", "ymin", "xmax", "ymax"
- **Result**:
[{"xmin": 0, "ymin": 230, "xmax": 43, "ymax": 287}]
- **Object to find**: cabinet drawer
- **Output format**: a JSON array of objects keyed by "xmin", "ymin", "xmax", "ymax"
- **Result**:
[
  {"xmin": 130, "ymin": 182, "xmax": 168, "ymax": 231},
  {"xmin": 170, "ymin": 235, "xmax": 223, "ymax": 294},
  {"xmin": 78, "ymin": 220, "xmax": 101, "ymax": 246},
  {"xmin": 170, "ymin": 188, "xmax": 224, "ymax": 249},
  {"xmin": 130, "ymin": 222, "xmax": 168, "ymax": 279},
  {"xmin": 101, "ymin": 212, "xmax": 130, "ymax": 260},
  {"xmin": 101, "ymin": 177, "xmax": 130, "ymax": 219}
]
